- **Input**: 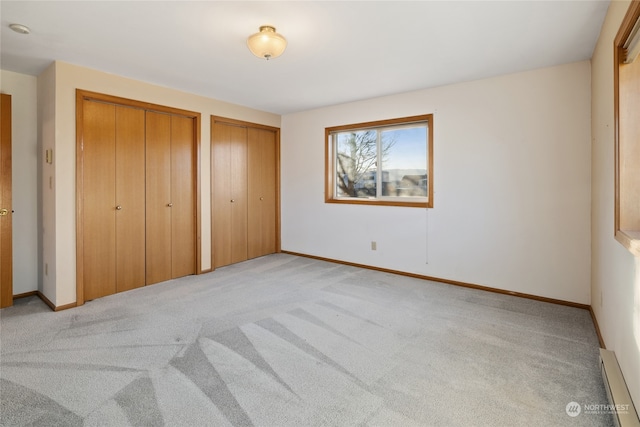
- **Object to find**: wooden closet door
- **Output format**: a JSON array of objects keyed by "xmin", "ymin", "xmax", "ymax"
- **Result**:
[
  {"xmin": 211, "ymin": 123, "xmax": 232, "ymax": 268},
  {"xmin": 247, "ymin": 128, "xmax": 277, "ymax": 259},
  {"xmin": 115, "ymin": 106, "xmax": 146, "ymax": 292},
  {"xmin": 170, "ymin": 115, "xmax": 195, "ymax": 278},
  {"xmin": 1, "ymin": 94, "xmax": 12, "ymax": 308},
  {"xmin": 212, "ymin": 122, "xmax": 247, "ymax": 268},
  {"xmin": 83, "ymin": 100, "xmax": 117, "ymax": 300},
  {"xmin": 145, "ymin": 111, "xmax": 172, "ymax": 285}
]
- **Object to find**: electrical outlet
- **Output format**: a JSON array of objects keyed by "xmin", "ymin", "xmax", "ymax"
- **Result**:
[{"xmin": 371, "ymin": 241, "xmax": 377, "ymax": 250}]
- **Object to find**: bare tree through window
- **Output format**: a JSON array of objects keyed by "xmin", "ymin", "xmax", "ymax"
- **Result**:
[{"xmin": 335, "ymin": 131, "xmax": 395, "ymax": 197}]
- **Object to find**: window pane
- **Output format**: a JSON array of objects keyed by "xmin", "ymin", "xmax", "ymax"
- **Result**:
[
  {"xmin": 325, "ymin": 114, "xmax": 432, "ymax": 208},
  {"xmin": 335, "ymin": 130, "xmax": 378, "ymax": 198},
  {"xmin": 380, "ymin": 126, "xmax": 427, "ymax": 197}
]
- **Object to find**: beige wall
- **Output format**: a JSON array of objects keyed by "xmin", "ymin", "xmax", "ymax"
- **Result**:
[
  {"xmin": 281, "ymin": 61, "xmax": 592, "ymax": 304},
  {"xmin": 44, "ymin": 61, "xmax": 280, "ymax": 306},
  {"xmin": 0, "ymin": 70, "xmax": 39, "ymax": 295},
  {"xmin": 591, "ymin": 0, "xmax": 640, "ymax": 410}
]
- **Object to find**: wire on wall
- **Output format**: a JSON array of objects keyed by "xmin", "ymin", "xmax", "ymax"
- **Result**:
[{"xmin": 425, "ymin": 208, "xmax": 429, "ymax": 264}]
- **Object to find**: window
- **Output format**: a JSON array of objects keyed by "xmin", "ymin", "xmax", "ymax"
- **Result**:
[
  {"xmin": 614, "ymin": 1, "xmax": 640, "ymax": 256},
  {"xmin": 325, "ymin": 114, "xmax": 433, "ymax": 208}
]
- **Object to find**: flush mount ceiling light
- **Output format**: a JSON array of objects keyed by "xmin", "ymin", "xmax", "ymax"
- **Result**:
[
  {"xmin": 247, "ymin": 25, "xmax": 287, "ymax": 60},
  {"xmin": 9, "ymin": 23, "xmax": 31, "ymax": 35}
]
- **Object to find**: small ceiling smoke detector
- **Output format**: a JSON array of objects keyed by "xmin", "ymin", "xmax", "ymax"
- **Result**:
[{"xmin": 9, "ymin": 23, "xmax": 31, "ymax": 35}]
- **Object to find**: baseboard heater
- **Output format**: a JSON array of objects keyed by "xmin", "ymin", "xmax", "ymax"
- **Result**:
[{"xmin": 600, "ymin": 349, "xmax": 640, "ymax": 427}]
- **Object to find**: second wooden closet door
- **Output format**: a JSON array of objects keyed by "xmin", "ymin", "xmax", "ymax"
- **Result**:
[
  {"xmin": 145, "ymin": 112, "xmax": 195, "ymax": 285},
  {"xmin": 212, "ymin": 119, "xmax": 278, "ymax": 269}
]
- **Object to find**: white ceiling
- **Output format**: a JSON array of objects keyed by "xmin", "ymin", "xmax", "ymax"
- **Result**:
[{"xmin": 0, "ymin": 1, "xmax": 609, "ymax": 115}]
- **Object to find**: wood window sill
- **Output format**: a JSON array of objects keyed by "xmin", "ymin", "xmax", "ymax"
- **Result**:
[{"xmin": 615, "ymin": 230, "xmax": 640, "ymax": 257}]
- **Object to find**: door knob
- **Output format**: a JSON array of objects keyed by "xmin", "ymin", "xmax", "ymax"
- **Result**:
[
  {"xmin": 230, "ymin": 199, "xmax": 235, "ymax": 203},
  {"xmin": 0, "ymin": 208, "xmax": 8, "ymax": 216},
  {"xmin": 167, "ymin": 203, "xmax": 173, "ymax": 207},
  {"xmin": 116, "ymin": 206, "xmax": 122, "ymax": 211},
  {"xmin": 260, "ymin": 197, "xmax": 264, "ymax": 201}
]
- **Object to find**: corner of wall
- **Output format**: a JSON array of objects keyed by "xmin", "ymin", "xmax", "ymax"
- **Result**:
[{"xmin": 37, "ymin": 62, "xmax": 57, "ymax": 303}]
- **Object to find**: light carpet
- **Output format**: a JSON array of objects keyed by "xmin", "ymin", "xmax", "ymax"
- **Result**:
[{"xmin": 0, "ymin": 253, "xmax": 612, "ymax": 426}]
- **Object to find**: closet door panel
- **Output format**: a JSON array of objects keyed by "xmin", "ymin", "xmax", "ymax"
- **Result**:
[
  {"xmin": 262, "ymin": 134, "xmax": 277, "ymax": 255},
  {"xmin": 145, "ymin": 111, "xmax": 172, "ymax": 285},
  {"xmin": 212, "ymin": 122, "xmax": 247, "ymax": 268},
  {"xmin": 247, "ymin": 128, "xmax": 277, "ymax": 259},
  {"xmin": 83, "ymin": 100, "xmax": 117, "ymax": 300},
  {"xmin": 115, "ymin": 106, "xmax": 146, "ymax": 293},
  {"xmin": 171, "ymin": 115, "xmax": 195, "ymax": 278},
  {"xmin": 230, "ymin": 126, "xmax": 248, "ymax": 264},
  {"xmin": 212, "ymin": 123, "xmax": 232, "ymax": 268}
]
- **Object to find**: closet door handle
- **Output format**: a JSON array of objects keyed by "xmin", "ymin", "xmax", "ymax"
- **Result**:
[
  {"xmin": 260, "ymin": 197, "xmax": 264, "ymax": 201},
  {"xmin": 167, "ymin": 203, "xmax": 173, "ymax": 207},
  {"xmin": 115, "ymin": 205, "xmax": 122, "ymax": 211},
  {"xmin": 230, "ymin": 199, "xmax": 235, "ymax": 203}
]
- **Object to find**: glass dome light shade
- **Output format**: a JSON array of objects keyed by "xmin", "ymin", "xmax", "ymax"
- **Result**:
[{"xmin": 247, "ymin": 25, "xmax": 287, "ymax": 60}]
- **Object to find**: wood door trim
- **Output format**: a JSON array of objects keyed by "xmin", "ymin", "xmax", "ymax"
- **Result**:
[
  {"xmin": 77, "ymin": 90, "xmax": 200, "ymax": 119},
  {"xmin": 76, "ymin": 89, "xmax": 201, "ymax": 306},
  {"xmin": 275, "ymin": 128, "xmax": 281, "ymax": 253},
  {"xmin": 76, "ymin": 92, "xmax": 85, "ymax": 305},
  {"xmin": 211, "ymin": 115, "xmax": 280, "ymax": 132},
  {"xmin": 194, "ymin": 114, "xmax": 202, "ymax": 274}
]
